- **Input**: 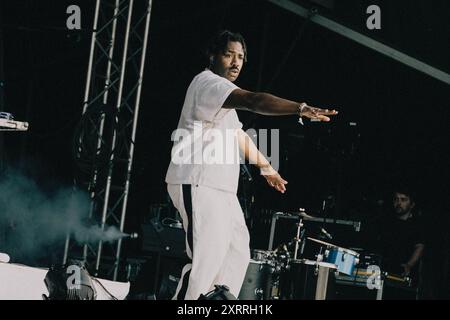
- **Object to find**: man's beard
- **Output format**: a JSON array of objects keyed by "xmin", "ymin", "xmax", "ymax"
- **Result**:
[{"xmin": 394, "ymin": 207, "xmax": 409, "ymax": 216}]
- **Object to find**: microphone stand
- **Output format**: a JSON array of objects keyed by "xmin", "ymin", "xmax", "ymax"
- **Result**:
[{"xmin": 319, "ymin": 197, "xmax": 331, "ymax": 240}]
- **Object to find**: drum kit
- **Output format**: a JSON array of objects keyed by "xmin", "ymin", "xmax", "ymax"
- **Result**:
[
  {"xmin": 239, "ymin": 210, "xmax": 370, "ymax": 300},
  {"xmin": 239, "ymin": 244, "xmax": 347, "ymax": 300}
]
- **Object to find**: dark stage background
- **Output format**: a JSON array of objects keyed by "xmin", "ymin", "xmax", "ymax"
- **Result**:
[{"xmin": 1, "ymin": 0, "xmax": 449, "ymax": 299}]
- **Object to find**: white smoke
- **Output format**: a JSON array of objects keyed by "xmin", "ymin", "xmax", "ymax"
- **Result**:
[
  {"xmin": 0, "ymin": 168, "xmax": 127, "ymax": 265},
  {"xmin": 72, "ymin": 224, "xmax": 127, "ymax": 244}
]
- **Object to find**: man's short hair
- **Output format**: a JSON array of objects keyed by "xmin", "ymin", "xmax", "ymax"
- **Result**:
[
  {"xmin": 393, "ymin": 185, "xmax": 416, "ymax": 202},
  {"xmin": 206, "ymin": 30, "xmax": 248, "ymax": 63}
]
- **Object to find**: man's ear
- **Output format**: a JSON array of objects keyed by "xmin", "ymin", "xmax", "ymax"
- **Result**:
[{"xmin": 209, "ymin": 55, "xmax": 214, "ymax": 66}]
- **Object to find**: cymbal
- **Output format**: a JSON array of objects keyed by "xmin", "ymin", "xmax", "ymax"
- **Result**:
[
  {"xmin": 297, "ymin": 211, "xmax": 318, "ymax": 220},
  {"xmin": 307, "ymin": 237, "xmax": 338, "ymax": 248}
]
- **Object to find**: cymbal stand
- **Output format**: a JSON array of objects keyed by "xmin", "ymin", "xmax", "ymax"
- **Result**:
[{"xmin": 293, "ymin": 219, "xmax": 304, "ymax": 260}]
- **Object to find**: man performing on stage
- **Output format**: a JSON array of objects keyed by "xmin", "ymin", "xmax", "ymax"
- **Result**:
[{"xmin": 165, "ymin": 30, "xmax": 338, "ymax": 300}]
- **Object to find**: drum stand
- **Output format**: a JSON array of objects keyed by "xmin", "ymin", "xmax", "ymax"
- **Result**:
[
  {"xmin": 312, "ymin": 245, "xmax": 332, "ymax": 300},
  {"xmin": 314, "ymin": 260, "xmax": 331, "ymax": 300},
  {"xmin": 292, "ymin": 222, "xmax": 333, "ymax": 300},
  {"xmin": 293, "ymin": 219, "xmax": 304, "ymax": 260}
]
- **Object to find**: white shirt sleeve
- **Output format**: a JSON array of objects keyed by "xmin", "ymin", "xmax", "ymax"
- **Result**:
[
  {"xmin": 193, "ymin": 71, "xmax": 239, "ymax": 122},
  {"xmin": 229, "ymin": 110, "xmax": 243, "ymax": 130}
]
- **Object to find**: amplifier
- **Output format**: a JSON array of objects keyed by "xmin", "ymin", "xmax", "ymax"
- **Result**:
[{"xmin": 141, "ymin": 219, "xmax": 187, "ymax": 259}]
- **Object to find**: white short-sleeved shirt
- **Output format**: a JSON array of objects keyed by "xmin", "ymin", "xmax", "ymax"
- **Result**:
[{"xmin": 165, "ymin": 69, "xmax": 243, "ymax": 193}]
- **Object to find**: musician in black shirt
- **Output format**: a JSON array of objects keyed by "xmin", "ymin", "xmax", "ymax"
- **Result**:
[{"xmin": 377, "ymin": 188, "xmax": 425, "ymax": 282}]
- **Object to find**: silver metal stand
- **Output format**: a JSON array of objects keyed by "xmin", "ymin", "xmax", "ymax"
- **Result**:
[
  {"xmin": 293, "ymin": 219, "xmax": 303, "ymax": 260},
  {"xmin": 315, "ymin": 264, "xmax": 330, "ymax": 300},
  {"xmin": 63, "ymin": 0, "xmax": 153, "ymax": 281}
]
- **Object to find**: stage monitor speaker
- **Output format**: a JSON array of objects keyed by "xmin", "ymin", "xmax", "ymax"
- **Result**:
[{"xmin": 141, "ymin": 219, "xmax": 187, "ymax": 259}]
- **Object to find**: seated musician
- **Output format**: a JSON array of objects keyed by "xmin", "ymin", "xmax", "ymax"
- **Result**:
[{"xmin": 376, "ymin": 187, "xmax": 425, "ymax": 287}]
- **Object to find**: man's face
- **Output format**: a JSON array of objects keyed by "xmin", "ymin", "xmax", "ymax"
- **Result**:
[
  {"xmin": 210, "ymin": 41, "xmax": 244, "ymax": 82},
  {"xmin": 393, "ymin": 192, "xmax": 415, "ymax": 216}
]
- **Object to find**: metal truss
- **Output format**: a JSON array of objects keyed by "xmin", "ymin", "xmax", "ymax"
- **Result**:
[
  {"xmin": 63, "ymin": 0, "xmax": 153, "ymax": 281},
  {"xmin": 268, "ymin": 0, "xmax": 450, "ymax": 85}
]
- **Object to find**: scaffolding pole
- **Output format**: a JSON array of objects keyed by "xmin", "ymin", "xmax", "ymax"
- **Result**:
[
  {"xmin": 63, "ymin": 0, "xmax": 153, "ymax": 281},
  {"xmin": 268, "ymin": 0, "xmax": 450, "ymax": 85}
]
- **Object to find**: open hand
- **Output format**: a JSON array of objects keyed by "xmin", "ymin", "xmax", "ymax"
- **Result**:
[
  {"xmin": 263, "ymin": 172, "xmax": 288, "ymax": 194},
  {"xmin": 300, "ymin": 104, "xmax": 338, "ymax": 122}
]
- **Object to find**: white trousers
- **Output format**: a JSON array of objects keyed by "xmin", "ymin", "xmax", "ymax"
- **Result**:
[{"xmin": 167, "ymin": 184, "xmax": 250, "ymax": 300}]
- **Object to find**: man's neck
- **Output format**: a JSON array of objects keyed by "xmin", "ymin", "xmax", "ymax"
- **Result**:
[{"xmin": 398, "ymin": 211, "xmax": 412, "ymax": 221}]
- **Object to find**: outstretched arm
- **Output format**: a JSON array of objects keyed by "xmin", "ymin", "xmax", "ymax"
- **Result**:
[
  {"xmin": 224, "ymin": 89, "xmax": 338, "ymax": 122},
  {"xmin": 236, "ymin": 128, "xmax": 287, "ymax": 194}
]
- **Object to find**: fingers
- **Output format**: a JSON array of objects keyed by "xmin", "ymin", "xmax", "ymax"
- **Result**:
[
  {"xmin": 318, "ymin": 109, "xmax": 338, "ymax": 115},
  {"xmin": 305, "ymin": 111, "xmax": 334, "ymax": 122},
  {"xmin": 316, "ymin": 115, "xmax": 331, "ymax": 122},
  {"xmin": 277, "ymin": 183, "xmax": 286, "ymax": 193},
  {"xmin": 305, "ymin": 114, "xmax": 330, "ymax": 122},
  {"xmin": 273, "ymin": 180, "xmax": 287, "ymax": 193},
  {"xmin": 305, "ymin": 106, "xmax": 338, "ymax": 119},
  {"xmin": 267, "ymin": 180, "xmax": 287, "ymax": 193},
  {"xmin": 265, "ymin": 174, "xmax": 288, "ymax": 193},
  {"xmin": 310, "ymin": 106, "xmax": 338, "ymax": 114},
  {"xmin": 313, "ymin": 110, "xmax": 338, "ymax": 118},
  {"xmin": 273, "ymin": 183, "xmax": 284, "ymax": 193},
  {"xmin": 269, "ymin": 182, "xmax": 284, "ymax": 193}
]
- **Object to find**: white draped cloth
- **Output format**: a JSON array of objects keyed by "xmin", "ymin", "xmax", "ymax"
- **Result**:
[{"xmin": 0, "ymin": 260, "xmax": 130, "ymax": 300}]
